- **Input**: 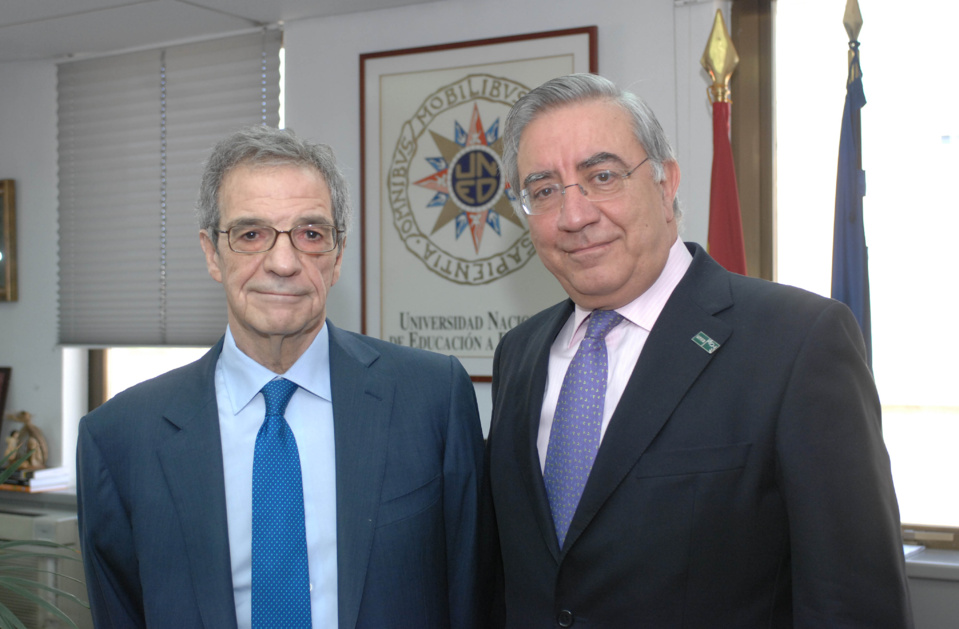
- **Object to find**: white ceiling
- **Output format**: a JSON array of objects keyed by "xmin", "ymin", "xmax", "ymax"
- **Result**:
[{"xmin": 0, "ymin": 0, "xmax": 441, "ymax": 63}]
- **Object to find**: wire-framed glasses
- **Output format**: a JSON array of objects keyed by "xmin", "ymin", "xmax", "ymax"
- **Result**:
[
  {"xmin": 217, "ymin": 223, "xmax": 342, "ymax": 254},
  {"xmin": 520, "ymin": 157, "xmax": 651, "ymax": 215}
]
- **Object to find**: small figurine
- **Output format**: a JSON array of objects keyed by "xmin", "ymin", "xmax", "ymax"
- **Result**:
[
  {"xmin": 2, "ymin": 411, "xmax": 48, "ymax": 470},
  {"xmin": 3, "ymin": 430, "xmax": 18, "ymax": 459}
]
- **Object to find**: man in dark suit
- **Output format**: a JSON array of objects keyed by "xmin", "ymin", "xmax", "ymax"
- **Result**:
[
  {"xmin": 487, "ymin": 74, "xmax": 912, "ymax": 627},
  {"xmin": 77, "ymin": 126, "xmax": 486, "ymax": 628}
]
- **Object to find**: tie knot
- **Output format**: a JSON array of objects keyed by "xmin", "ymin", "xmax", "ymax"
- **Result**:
[
  {"xmin": 261, "ymin": 378, "xmax": 298, "ymax": 417},
  {"xmin": 584, "ymin": 310, "xmax": 623, "ymax": 340}
]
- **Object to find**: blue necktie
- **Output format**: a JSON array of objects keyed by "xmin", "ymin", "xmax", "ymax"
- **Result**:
[
  {"xmin": 252, "ymin": 378, "xmax": 311, "ymax": 628},
  {"xmin": 544, "ymin": 310, "xmax": 624, "ymax": 548}
]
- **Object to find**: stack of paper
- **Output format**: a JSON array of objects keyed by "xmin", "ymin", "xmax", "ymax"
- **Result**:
[{"xmin": 0, "ymin": 466, "xmax": 72, "ymax": 492}]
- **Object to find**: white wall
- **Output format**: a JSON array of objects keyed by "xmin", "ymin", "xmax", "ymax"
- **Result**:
[
  {"xmin": 283, "ymin": 0, "xmax": 725, "ymax": 424},
  {"xmin": 285, "ymin": 0, "xmax": 719, "ymax": 332},
  {"xmin": 0, "ymin": 61, "xmax": 62, "ymax": 463},
  {"xmin": 0, "ymin": 0, "xmax": 726, "ymax": 461},
  {"xmin": 5, "ymin": 5, "xmax": 959, "ymax": 624}
]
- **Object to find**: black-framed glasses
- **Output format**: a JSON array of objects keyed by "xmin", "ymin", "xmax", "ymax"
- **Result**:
[
  {"xmin": 217, "ymin": 223, "xmax": 342, "ymax": 254},
  {"xmin": 520, "ymin": 157, "xmax": 651, "ymax": 216}
]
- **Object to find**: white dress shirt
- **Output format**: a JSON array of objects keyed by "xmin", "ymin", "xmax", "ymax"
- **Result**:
[
  {"xmin": 537, "ymin": 238, "xmax": 693, "ymax": 470},
  {"xmin": 216, "ymin": 324, "xmax": 338, "ymax": 629}
]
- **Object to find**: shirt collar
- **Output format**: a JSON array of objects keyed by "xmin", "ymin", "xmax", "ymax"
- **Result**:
[
  {"xmin": 219, "ymin": 323, "xmax": 332, "ymax": 414},
  {"xmin": 568, "ymin": 237, "xmax": 692, "ymax": 343}
]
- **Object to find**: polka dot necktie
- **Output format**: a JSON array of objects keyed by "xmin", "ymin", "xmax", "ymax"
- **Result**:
[
  {"xmin": 252, "ymin": 378, "xmax": 311, "ymax": 628},
  {"xmin": 544, "ymin": 309, "xmax": 624, "ymax": 548}
]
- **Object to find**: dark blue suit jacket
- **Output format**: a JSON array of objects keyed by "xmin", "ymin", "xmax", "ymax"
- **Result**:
[
  {"xmin": 488, "ymin": 243, "xmax": 912, "ymax": 628},
  {"xmin": 77, "ymin": 321, "xmax": 486, "ymax": 628}
]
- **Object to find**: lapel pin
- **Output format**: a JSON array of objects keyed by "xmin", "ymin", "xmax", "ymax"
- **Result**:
[{"xmin": 691, "ymin": 331, "xmax": 721, "ymax": 354}]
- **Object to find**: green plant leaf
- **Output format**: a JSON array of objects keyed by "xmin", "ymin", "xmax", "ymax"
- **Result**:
[
  {"xmin": 0, "ymin": 520, "xmax": 89, "ymax": 626},
  {"xmin": 0, "ymin": 602, "xmax": 29, "ymax": 629},
  {"xmin": 0, "ymin": 564, "xmax": 87, "ymax": 589},
  {"xmin": 0, "ymin": 553, "xmax": 82, "ymax": 567},
  {"xmin": 0, "ymin": 448, "xmax": 34, "ymax": 484},
  {"xmin": 0, "ymin": 577, "xmax": 82, "ymax": 628},
  {"xmin": 0, "ymin": 539, "xmax": 83, "ymax": 558},
  {"xmin": 0, "ymin": 574, "xmax": 88, "ymax": 606}
]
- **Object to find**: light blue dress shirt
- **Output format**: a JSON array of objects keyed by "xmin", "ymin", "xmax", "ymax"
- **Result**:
[{"xmin": 215, "ymin": 325, "xmax": 338, "ymax": 629}]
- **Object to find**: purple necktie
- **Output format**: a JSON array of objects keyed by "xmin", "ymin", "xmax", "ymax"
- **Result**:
[
  {"xmin": 252, "ymin": 378, "xmax": 311, "ymax": 628},
  {"xmin": 544, "ymin": 309, "xmax": 624, "ymax": 548}
]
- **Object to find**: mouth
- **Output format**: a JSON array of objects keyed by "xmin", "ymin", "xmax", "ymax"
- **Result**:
[
  {"xmin": 565, "ymin": 239, "xmax": 610, "ymax": 257},
  {"xmin": 254, "ymin": 289, "xmax": 306, "ymax": 299}
]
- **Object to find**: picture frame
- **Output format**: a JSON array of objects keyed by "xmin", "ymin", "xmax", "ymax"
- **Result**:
[
  {"xmin": 360, "ymin": 27, "xmax": 597, "ymax": 380},
  {"xmin": 0, "ymin": 367, "xmax": 9, "ymax": 419},
  {"xmin": 0, "ymin": 180, "xmax": 16, "ymax": 302}
]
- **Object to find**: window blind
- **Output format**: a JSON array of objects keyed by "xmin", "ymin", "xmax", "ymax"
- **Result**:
[{"xmin": 58, "ymin": 30, "xmax": 282, "ymax": 345}]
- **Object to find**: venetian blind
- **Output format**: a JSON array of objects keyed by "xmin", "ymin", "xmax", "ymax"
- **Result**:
[{"xmin": 58, "ymin": 30, "xmax": 282, "ymax": 345}]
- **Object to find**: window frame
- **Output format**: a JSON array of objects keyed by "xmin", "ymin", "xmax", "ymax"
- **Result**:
[{"xmin": 752, "ymin": 0, "xmax": 958, "ymax": 542}]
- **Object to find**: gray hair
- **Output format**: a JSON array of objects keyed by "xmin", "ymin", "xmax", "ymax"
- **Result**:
[
  {"xmin": 197, "ymin": 125, "xmax": 352, "ymax": 246},
  {"xmin": 502, "ymin": 73, "xmax": 681, "ymax": 218}
]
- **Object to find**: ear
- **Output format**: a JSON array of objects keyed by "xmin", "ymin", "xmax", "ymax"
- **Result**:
[
  {"xmin": 199, "ymin": 230, "xmax": 223, "ymax": 284},
  {"xmin": 330, "ymin": 236, "xmax": 346, "ymax": 287},
  {"xmin": 660, "ymin": 159, "xmax": 681, "ymax": 219}
]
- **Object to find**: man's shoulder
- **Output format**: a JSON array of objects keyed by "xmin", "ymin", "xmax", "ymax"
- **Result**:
[
  {"xmin": 499, "ymin": 300, "xmax": 571, "ymax": 345},
  {"xmin": 512, "ymin": 300, "xmax": 571, "ymax": 331},
  {"xmin": 685, "ymin": 256, "xmax": 859, "ymax": 351},
  {"xmin": 727, "ymin": 271, "xmax": 841, "ymax": 321},
  {"xmin": 683, "ymin": 242, "xmax": 840, "ymax": 319},
  {"xmin": 81, "ymin": 345, "xmax": 218, "ymax": 429},
  {"xmin": 330, "ymin": 324, "xmax": 457, "ymax": 370}
]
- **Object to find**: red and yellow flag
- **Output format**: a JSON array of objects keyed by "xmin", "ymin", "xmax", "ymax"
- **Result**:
[
  {"xmin": 707, "ymin": 100, "xmax": 747, "ymax": 275},
  {"xmin": 702, "ymin": 9, "xmax": 747, "ymax": 275}
]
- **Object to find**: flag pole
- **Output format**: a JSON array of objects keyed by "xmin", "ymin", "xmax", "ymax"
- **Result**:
[
  {"xmin": 832, "ymin": 0, "xmax": 872, "ymax": 367},
  {"xmin": 702, "ymin": 9, "xmax": 747, "ymax": 275},
  {"xmin": 844, "ymin": 0, "xmax": 863, "ymax": 173}
]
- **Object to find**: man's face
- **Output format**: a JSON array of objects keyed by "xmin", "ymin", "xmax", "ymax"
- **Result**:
[
  {"xmin": 199, "ymin": 163, "xmax": 343, "ymax": 355},
  {"xmin": 517, "ymin": 99, "xmax": 680, "ymax": 310}
]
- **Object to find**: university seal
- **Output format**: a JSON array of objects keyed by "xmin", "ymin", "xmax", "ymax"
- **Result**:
[{"xmin": 386, "ymin": 73, "xmax": 536, "ymax": 285}]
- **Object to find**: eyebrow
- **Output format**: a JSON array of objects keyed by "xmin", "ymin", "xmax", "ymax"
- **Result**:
[
  {"xmin": 579, "ymin": 152, "xmax": 629, "ymax": 170},
  {"xmin": 522, "ymin": 152, "xmax": 631, "ymax": 188},
  {"xmin": 225, "ymin": 216, "xmax": 335, "ymax": 229}
]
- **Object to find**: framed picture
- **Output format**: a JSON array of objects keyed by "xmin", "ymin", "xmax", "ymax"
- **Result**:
[
  {"xmin": 0, "ymin": 180, "xmax": 16, "ymax": 302},
  {"xmin": 0, "ymin": 367, "xmax": 9, "ymax": 419},
  {"xmin": 361, "ymin": 27, "xmax": 597, "ymax": 379}
]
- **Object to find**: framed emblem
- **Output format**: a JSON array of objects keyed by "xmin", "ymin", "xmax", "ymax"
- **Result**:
[
  {"xmin": 361, "ymin": 27, "xmax": 597, "ymax": 379},
  {"xmin": 0, "ymin": 180, "xmax": 16, "ymax": 302}
]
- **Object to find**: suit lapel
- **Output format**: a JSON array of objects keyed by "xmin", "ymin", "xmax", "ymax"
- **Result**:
[
  {"xmin": 327, "ymin": 323, "xmax": 393, "ymax": 629},
  {"xmin": 563, "ymin": 245, "xmax": 735, "ymax": 551},
  {"xmin": 511, "ymin": 301, "xmax": 574, "ymax": 561},
  {"xmin": 155, "ymin": 340, "xmax": 239, "ymax": 628}
]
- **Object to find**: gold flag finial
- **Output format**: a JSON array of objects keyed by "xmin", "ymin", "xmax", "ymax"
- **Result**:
[
  {"xmin": 701, "ymin": 9, "xmax": 739, "ymax": 103},
  {"xmin": 843, "ymin": 0, "xmax": 863, "ymax": 42},
  {"xmin": 843, "ymin": 0, "xmax": 863, "ymax": 84}
]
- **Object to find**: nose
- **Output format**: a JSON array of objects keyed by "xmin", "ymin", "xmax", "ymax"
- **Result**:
[
  {"xmin": 559, "ymin": 183, "xmax": 587, "ymax": 210},
  {"xmin": 557, "ymin": 182, "xmax": 599, "ymax": 230},
  {"xmin": 263, "ymin": 230, "xmax": 301, "ymax": 275}
]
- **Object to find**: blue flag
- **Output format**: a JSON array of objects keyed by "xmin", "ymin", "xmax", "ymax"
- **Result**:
[{"xmin": 831, "ymin": 44, "xmax": 871, "ymax": 367}]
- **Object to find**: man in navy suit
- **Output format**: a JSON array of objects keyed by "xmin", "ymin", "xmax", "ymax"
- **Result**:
[
  {"xmin": 487, "ymin": 74, "xmax": 912, "ymax": 627},
  {"xmin": 77, "ymin": 126, "xmax": 486, "ymax": 628}
]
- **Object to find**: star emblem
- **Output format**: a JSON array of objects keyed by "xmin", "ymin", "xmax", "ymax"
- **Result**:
[{"xmin": 413, "ymin": 103, "xmax": 523, "ymax": 253}]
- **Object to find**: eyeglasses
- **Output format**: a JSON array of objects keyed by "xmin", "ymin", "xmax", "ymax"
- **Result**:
[
  {"xmin": 217, "ymin": 223, "xmax": 342, "ymax": 254},
  {"xmin": 519, "ymin": 157, "xmax": 651, "ymax": 216}
]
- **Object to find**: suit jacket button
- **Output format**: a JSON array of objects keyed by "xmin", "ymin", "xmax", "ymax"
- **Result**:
[{"xmin": 557, "ymin": 609, "xmax": 574, "ymax": 627}]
